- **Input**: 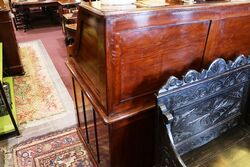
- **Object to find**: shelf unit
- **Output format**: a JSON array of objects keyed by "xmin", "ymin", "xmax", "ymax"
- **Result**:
[{"xmin": 0, "ymin": 43, "xmax": 19, "ymax": 140}]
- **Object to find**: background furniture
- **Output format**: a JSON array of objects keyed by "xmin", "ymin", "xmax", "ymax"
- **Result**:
[
  {"xmin": 10, "ymin": 0, "xmax": 81, "ymax": 31},
  {"xmin": 58, "ymin": 0, "xmax": 80, "ymax": 16},
  {"xmin": 62, "ymin": 12, "xmax": 77, "ymax": 33},
  {"xmin": 64, "ymin": 22, "xmax": 77, "ymax": 46},
  {"xmin": 11, "ymin": 0, "xmax": 59, "ymax": 30},
  {"xmin": 156, "ymin": 55, "xmax": 250, "ymax": 167},
  {"xmin": 11, "ymin": 0, "xmax": 58, "ymax": 9},
  {"xmin": 0, "ymin": 7, "xmax": 24, "ymax": 76},
  {"xmin": 58, "ymin": 0, "xmax": 80, "ymax": 33},
  {"xmin": 7, "ymin": 0, "xmax": 27, "ymax": 31},
  {"xmin": 66, "ymin": 1, "xmax": 250, "ymax": 166}
]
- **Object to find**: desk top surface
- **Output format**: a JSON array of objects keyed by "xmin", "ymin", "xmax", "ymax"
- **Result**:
[
  {"xmin": 80, "ymin": 0, "xmax": 250, "ymax": 16},
  {"xmin": 12, "ymin": 0, "xmax": 80, "ymax": 6},
  {"xmin": 58, "ymin": 0, "xmax": 81, "ymax": 6},
  {"xmin": 63, "ymin": 12, "xmax": 78, "ymax": 19},
  {"xmin": 12, "ymin": 0, "xmax": 57, "ymax": 5}
]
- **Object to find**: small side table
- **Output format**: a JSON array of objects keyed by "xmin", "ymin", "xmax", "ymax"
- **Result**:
[
  {"xmin": 0, "ymin": 43, "xmax": 20, "ymax": 140},
  {"xmin": 58, "ymin": 0, "xmax": 80, "ymax": 33},
  {"xmin": 62, "ymin": 12, "xmax": 77, "ymax": 33}
]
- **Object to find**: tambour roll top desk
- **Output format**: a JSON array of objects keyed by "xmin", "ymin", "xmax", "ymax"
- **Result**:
[{"xmin": 66, "ymin": 1, "xmax": 250, "ymax": 166}]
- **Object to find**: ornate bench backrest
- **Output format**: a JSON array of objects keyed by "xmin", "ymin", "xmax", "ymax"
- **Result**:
[{"xmin": 157, "ymin": 55, "xmax": 250, "ymax": 157}]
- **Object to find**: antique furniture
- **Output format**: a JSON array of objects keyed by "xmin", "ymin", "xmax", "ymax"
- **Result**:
[
  {"xmin": 12, "ymin": 0, "xmax": 58, "ymax": 9},
  {"xmin": 62, "ymin": 12, "xmax": 77, "ymax": 33},
  {"xmin": 58, "ymin": 0, "xmax": 80, "ymax": 19},
  {"xmin": 65, "ymin": 23, "xmax": 77, "ymax": 45},
  {"xmin": 7, "ymin": 0, "xmax": 26, "ymax": 31},
  {"xmin": 11, "ymin": 0, "xmax": 59, "ymax": 29},
  {"xmin": 58, "ymin": 0, "xmax": 80, "ymax": 34},
  {"xmin": 11, "ymin": 0, "xmax": 80, "ymax": 30},
  {"xmin": 10, "ymin": 7, "xmax": 26, "ymax": 31},
  {"xmin": 156, "ymin": 55, "xmax": 250, "ymax": 166},
  {"xmin": 0, "ymin": 43, "xmax": 19, "ymax": 140},
  {"xmin": 58, "ymin": 0, "xmax": 80, "ymax": 16},
  {"xmin": 66, "ymin": 1, "xmax": 250, "ymax": 166},
  {"xmin": 0, "ymin": 6, "xmax": 24, "ymax": 75}
]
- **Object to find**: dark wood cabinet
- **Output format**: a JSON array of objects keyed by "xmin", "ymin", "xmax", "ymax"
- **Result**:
[
  {"xmin": 0, "ymin": 8, "xmax": 24, "ymax": 76},
  {"xmin": 66, "ymin": 1, "xmax": 250, "ymax": 166}
]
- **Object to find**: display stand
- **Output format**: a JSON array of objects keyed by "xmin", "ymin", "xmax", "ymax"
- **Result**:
[{"xmin": 0, "ymin": 43, "xmax": 19, "ymax": 140}]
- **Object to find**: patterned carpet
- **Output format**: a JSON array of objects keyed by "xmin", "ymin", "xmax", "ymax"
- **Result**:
[
  {"xmin": 0, "ymin": 40, "xmax": 77, "ymax": 167},
  {"xmin": 14, "ymin": 41, "xmax": 66, "ymax": 124},
  {"xmin": 13, "ymin": 128, "xmax": 93, "ymax": 167}
]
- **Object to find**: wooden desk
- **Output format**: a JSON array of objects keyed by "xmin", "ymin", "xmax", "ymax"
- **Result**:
[
  {"xmin": 11, "ymin": 0, "xmax": 80, "ymax": 30},
  {"xmin": 11, "ymin": 0, "xmax": 81, "ymax": 9},
  {"xmin": 66, "ymin": 1, "xmax": 250, "ymax": 166},
  {"xmin": 12, "ymin": 0, "xmax": 58, "ymax": 8},
  {"xmin": 11, "ymin": 0, "xmax": 60, "ymax": 30}
]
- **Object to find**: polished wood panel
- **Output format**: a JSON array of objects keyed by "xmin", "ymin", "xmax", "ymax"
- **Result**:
[
  {"xmin": 12, "ymin": 0, "xmax": 58, "ymax": 8},
  {"xmin": 204, "ymin": 15, "xmax": 250, "ymax": 67},
  {"xmin": 0, "ymin": 8, "xmax": 24, "ymax": 75},
  {"xmin": 109, "ymin": 109, "xmax": 155, "ymax": 167},
  {"xmin": 74, "ymin": 9, "xmax": 107, "ymax": 112},
  {"xmin": 113, "ymin": 21, "xmax": 208, "ymax": 103},
  {"xmin": 66, "ymin": 1, "xmax": 250, "ymax": 166}
]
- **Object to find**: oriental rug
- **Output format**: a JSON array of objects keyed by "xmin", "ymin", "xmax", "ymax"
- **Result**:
[
  {"xmin": 12, "ymin": 128, "xmax": 93, "ymax": 167},
  {"xmin": 15, "ymin": 40, "xmax": 68, "ymax": 125},
  {"xmin": 0, "ymin": 40, "xmax": 77, "ymax": 167}
]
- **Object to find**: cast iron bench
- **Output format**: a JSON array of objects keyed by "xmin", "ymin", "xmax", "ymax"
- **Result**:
[{"xmin": 156, "ymin": 55, "xmax": 250, "ymax": 167}]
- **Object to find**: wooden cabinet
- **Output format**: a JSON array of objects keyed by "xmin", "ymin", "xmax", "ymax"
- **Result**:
[
  {"xmin": 66, "ymin": 1, "xmax": 250, "ymax": 166},
  {"xmin": 0, "ymin": 8, "xmax": 24, "ymax": 76}
]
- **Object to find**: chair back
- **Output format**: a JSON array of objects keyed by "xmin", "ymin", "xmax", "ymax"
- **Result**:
[{"xmin": 157, "ymin": 55, "xmax": 250, "ymax": 156}]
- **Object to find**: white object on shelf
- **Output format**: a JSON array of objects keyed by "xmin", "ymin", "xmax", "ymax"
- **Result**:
[{"xmin": 101, "ymin": 0, "xmax": 136, "ymax": 5}]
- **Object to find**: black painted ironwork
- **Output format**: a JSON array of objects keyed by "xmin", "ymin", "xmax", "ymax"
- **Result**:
[
  {"xmin": 156, "ymin": 55, "xmax": 250, "ymax": 167},
  {"xmin": 93, "ymin": 108, "xmax": 100, "ymax": 163},
  {"xmin": 81, "ymin": 91, "xmax": 89, "ymax": 143},
  {"xmin": 72, "ymin": 77, "xmax": 80, "ymax": 127},
  {"xmin": 0, "ymin": 82, "xmax": 12, "ymax": 117}
]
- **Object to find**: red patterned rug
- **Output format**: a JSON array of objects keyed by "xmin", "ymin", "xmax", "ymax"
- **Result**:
[{"xmin": 13, "ymin": 128, "xmax": 93, "ymax": 167}]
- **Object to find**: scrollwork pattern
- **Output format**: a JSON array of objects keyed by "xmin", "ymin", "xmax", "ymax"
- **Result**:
[
  {"xmin": 172, "ymin": 87, "xmax": 243, "ymax": 143},
  {"xmin": 158, "ymin": 69, "xmax": 249, "ymax": 111},
  {"xmin": 161, "ymin": 55, "xmax": 250, "ymax": 92},
  {"xmin": 157, "ymin": 55, "xmax": 250, "ymax": 160}
]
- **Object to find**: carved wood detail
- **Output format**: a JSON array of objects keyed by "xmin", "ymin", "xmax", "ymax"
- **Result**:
[{"xmin": 157, "ymin": 55, "xmax": 250, "ymax": 166}]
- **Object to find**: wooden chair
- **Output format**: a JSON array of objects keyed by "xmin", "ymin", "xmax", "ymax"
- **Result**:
[{"xmin": 155, "ymin": 55, "xmax": 250, "ymax": 167}]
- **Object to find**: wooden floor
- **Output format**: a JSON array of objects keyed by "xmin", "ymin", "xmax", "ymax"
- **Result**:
[{"xmin": 183, "ymin": 124, "xmax": 250, "ymax": 167}]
